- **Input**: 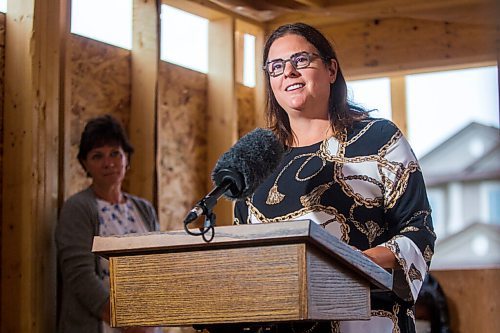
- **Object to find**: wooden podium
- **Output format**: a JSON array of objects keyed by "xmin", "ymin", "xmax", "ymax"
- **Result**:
[{"xmin": 92, "ymin": 220, "xmax": 392, "ymax": 328}]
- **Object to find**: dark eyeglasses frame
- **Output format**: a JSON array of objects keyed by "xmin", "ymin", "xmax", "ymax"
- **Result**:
[{"xmin": 263, "ymin": 51, "xmax": 321, "ymax": 77}]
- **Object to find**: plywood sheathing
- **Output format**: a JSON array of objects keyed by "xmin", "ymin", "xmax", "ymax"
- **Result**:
[
  {"xmin": 236, "ymin": 83, "xmax": 256, "ymax": 138},
  {"xmin": 67, "ymin": 34, "xmax": 132, "ymax": 197},
  {"xmin": 157, "ymin": 61, "xmax": 208, "ymax": 231}
]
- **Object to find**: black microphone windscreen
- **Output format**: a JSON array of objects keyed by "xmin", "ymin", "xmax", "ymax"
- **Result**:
[{"xmin": 212, "ymin": 128, "xmax": 284, "ymax": 200}]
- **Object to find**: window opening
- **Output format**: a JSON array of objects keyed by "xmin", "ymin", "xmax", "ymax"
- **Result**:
[
  {"xmin": 71, "ymin": 0, "xmax": 132, "ymax": 50},
  {"xmin": 160, "ymin": 4, "xmax": 208, "ymax": 73},
  {"xmin": 243, "ymin": 33, "xmax": 256, "ymax": 87},
  {"xmin": 347, "ymin": 77, "xmax": 392, "ymax": 120}
]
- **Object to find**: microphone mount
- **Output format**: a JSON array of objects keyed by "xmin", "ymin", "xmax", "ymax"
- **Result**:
[{"xmin": 183, "ymin": 169, "xmax": 244, "ymax": 242}]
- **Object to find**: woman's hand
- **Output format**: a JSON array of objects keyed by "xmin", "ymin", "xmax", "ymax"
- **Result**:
[{"xmin": 361, "ymin": 246, "xmax": 399, "ymax": 269}]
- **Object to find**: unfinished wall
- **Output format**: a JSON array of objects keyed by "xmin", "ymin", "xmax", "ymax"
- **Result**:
[
  {"xmin": 67, "ymin": 35, "xmax": 216, "ymax": 232},
  {"xmin": 67, "ymin": 34, "xmax": 132, "ymax": 197},
  {"xmin": 236, "ymin": 83, "xmax": 256, "ymax": 138},
  {"xmin": 432, "ymin": 268, "xmax": 500, "ymax": 333},
  {"xmin": 157, "ymin": 61, "xmax": 208, "ymax": 231}
]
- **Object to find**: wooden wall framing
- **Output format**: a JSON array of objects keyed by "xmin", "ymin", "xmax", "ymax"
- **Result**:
[
  {"xmin": 1, "ymin": 0, "xmax": 65, "ymax": 331},
  {"xmin": 164, "ymin": 0, "xmax": 265, "ymax": 226},
  {"xmin": 206, "ymin": 16, "xmax": 237, "ymax": 225},
  {"xmin": 129, "ymin": 0, "xmax": 160, "ymax": 204}
]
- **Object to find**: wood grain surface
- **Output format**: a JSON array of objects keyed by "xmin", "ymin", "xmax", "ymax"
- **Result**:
[
  {"xmin": 94, "ymin": 220, "xmax": 392, "ymax": 290},
  {"xmin": 109, "ymin": 243, "xmax": 372, "ymax": 327},
  {"xmin": 306, "ymin": 247, "xmax": 370, "ymax": 320},
  {"xmin": 110, "ymin": 244, "xmax": 306, "ymax": 326},
  {"xmin": 96, "ymin": 221, "xmax": 391, "ymax": 327}
]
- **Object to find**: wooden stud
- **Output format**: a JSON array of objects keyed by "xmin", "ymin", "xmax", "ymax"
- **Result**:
[
  {"xmin": 390, "ymin": 76, "xmax": 408, "ymax": 136},
  {"xmin": 129, "ymin": 0, "xmax": 160, "ymax": 204},
  {"xmin": 60, "ymin": 0, "xmax": 72, "ymax": 204},
  {"xmin": 1, "ymin": 0, "xmax": 65, "ymax": 331},
  {"xmin": 254, "ymin": 27, "xmax": 267, "ymax": 128},
  {"xmin": 207, "ymin": 16, "xmax": 237, "ymax": 225},
  {"xmin": 235, "ymin": 30, "xmax": 244, "ymax": 85}
]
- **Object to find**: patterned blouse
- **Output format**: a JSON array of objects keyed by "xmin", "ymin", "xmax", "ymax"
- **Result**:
[
  {"xmin": 96, "ymin": 198, "xmax": 162, "ymax": 333},
  {"xmin": 235, "ymin": 119, "xmax": 436, "ymax": 333}
]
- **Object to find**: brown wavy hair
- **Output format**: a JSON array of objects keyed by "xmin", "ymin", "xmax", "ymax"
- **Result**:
[{"xmin": 263, "ymin": 22, "xmax": 368, "ymax": 147}]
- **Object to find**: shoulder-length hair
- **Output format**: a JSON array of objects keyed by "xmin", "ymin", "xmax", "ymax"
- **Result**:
[{"xmin": 262, "ymin": 22, "xmax": 368, "ymax": 146}]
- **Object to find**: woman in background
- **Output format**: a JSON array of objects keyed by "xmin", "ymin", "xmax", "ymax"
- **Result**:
[
  {"xmin": 234, "ymin": 23, "xmax": 436, "ymax": 333},
  {"xmin": 56, "ymin": 115, "xmax": 160, "ymax": 333}
]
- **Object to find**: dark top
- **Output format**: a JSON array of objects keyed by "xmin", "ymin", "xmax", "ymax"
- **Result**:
[{"xmin": 235, "ymin": 119, "xmax": 436, "ymax": 333}]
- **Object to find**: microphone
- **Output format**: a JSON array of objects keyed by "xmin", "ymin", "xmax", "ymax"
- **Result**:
[{"xmin": 183, "ymin": 128, "xmax": 285, "ymax": 225}]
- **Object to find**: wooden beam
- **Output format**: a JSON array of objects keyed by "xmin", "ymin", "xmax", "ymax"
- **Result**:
[
  {"xmin": 294, "ymin": 0, "xmax": 329, "ymax": 8},
  {"xmin": 269, "ymin": 0, "xmax": 499, "ymax": 28},
  {"xmin": 390, "ymin": 76, "xmax": 407, "ymax": 136},
  {"xmin": 1, "ymin": 0, "xmax": 65, "ymax": 331},
  {"xmin": 164, "ymin": 0, "xmax": 263, "ymax": 27},
  {"xmin": 129, "ymin": 0, "xmax": 159, "ymax": 204},
  {"xmin": 322, "ymin": 17, "xmax": 498, "ymax": 80},
  {"xmin": 235, "ymin": 30, "xmax": 244, "ymax": 85},
  {"xmin": 207, "ymin": 16, "xmax": 237, "ymax": 225}
]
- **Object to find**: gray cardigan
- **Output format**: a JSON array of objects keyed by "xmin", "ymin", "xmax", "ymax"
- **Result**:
[{"xmin": 55, "ymin": 187, "xmax": 159, "ymax": 333}]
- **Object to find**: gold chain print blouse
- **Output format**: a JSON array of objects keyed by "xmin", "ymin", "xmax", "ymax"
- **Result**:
[{"xmin": 235, "ymin": 119, "xmax": 436, "ymax": 333}]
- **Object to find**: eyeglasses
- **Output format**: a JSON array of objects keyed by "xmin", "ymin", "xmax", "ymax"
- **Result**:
[{"xmin": 263, "ymin": 51, "xmax": 321, "ymax": 77}]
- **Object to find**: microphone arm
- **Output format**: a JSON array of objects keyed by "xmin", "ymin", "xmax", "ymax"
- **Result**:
[
  {"xmin": 183, "ymin": 177, "xmax": 233, "ymax": 225},
  {"xmin": 183, "ymin": 167, "xmax": 244, "ymax": 225}
]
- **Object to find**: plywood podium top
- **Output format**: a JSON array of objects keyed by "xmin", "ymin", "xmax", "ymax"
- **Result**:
[{"xmin": 93, "ymin": 220, "xmax": 393, "ymax": 290}]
